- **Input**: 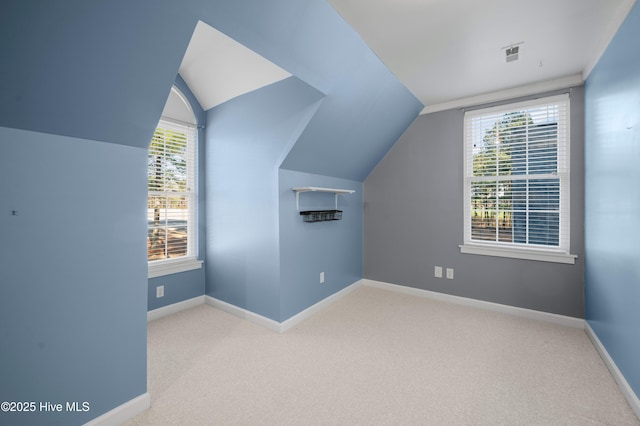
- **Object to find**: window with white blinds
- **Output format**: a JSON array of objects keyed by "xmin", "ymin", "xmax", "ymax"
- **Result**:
[
  {"xmin": 148, "ymin": 118, "xmax": 196, "ymax": 263},
  {"xmin": 461, "ymin": 94, "xmax": 575, "ymax": 264}
]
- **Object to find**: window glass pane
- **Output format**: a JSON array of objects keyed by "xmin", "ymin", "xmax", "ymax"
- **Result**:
[
  {"xmin": 147, "ymin": 195, "xmax": 166, "ymax": 260},
  {"xmin": 165, "ymin": 195, "xmax": 189, "ymax": 258},
  {"xmin": 529, "ymin": 179, "xmax": 560, "ymax": 211},
  {"xmin": 528, "ymin": 212, "xmax": 559, "ymax": 246},
  {"xmin": 472, "ymin": 139, "xmax": 497, "ymax": 177},
  {"xmin": 529, "ymin": 123, "xmax": 558, "ymax": 175},
  {"xmin": 496, "ymin": 181, "xmax": 514, "ymax": 243},
  {"xmin": 471, "ymin": 213, "xmax": 497, "ymax": 241},
  {"xmin": 471, "ymin": 181, "xmax": 497, "ymax": 241}
]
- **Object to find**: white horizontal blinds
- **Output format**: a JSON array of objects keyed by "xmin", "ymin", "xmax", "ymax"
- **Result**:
[
  {"xmin": 464, "ymin": 94, "xmax": 570, "ymax": 252},
  {"xmin": 148, "ymin": 119, "xmax": 196, "ymax": 261}
]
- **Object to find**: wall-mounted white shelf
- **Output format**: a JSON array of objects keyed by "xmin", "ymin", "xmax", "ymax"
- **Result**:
[{"xmin": 292, "ymin": 187, "xmax": 355, "ymax": 211}]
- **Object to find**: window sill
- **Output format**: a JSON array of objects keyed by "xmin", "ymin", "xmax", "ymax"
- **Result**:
[
  {"xmin": 148, "ymin": 258, "xmax": 203, "ymax": 278},
  {"xmin": 459, "ymin": 244, "xmax": 577, "ymax": 264}
]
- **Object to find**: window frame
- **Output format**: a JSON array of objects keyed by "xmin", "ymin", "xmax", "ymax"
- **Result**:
[
  {"xmin": 147, "ymin": 115, "xmax": 202, "ymax": 278},
  {"xmin": 459, "ymin": 94, "xmax": 577, "ymax": 264}
]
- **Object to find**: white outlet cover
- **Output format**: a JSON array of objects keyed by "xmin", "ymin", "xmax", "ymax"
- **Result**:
[
  {"xmin": 446, "ymin": 268, "xmax": 454, "ymax": 279},
  {"xmin": 434, "ymin": 266, "xmax": 443, "ymax": 278},
  {"xmin": 320, "ymin": 272, "xmax": 325, "ymax": 283},
  {"xmin": 156, "ymin": 285, "xmax": 164, "ymax": 298}
]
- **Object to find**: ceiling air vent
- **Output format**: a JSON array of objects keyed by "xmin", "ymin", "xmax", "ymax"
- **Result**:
[
  {"xmin": 503, "ymin": 42, "xmax": 523, "ymax": 63},
  {"xmin": 506, "ymin": 46, "xmax": 519, "ymax": 62}
]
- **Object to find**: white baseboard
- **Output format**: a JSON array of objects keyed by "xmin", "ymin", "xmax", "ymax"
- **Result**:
[
  {"xmin": 84, "ymin": 393, "xmax": 150, "ymax": 426},
  {"xmin": 362, "ymin": 279, "xmax": 585, "ymax": 329},
  {"xmin": 280, "ymin": 280, "xmax": 362, "ymax": 332},
  {"xmin": 585, "ymin": 322, "xmax": 640, "ymax": 420},
  {"xmin": 205, "ymin": 295, "xmax": 282, "ymax": 332},
  {"xmin": 147, "ymin": 296, "xmax": 205, "ymax": 322},
  {"xmin": 205, "ymin": 280, "xmax": 363, "ymax": 333}
]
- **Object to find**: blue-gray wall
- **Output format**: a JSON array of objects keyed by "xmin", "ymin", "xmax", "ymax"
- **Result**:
[
  {"xmin": 364, "ymin": 88, "xmax": 585, "ymax": 318},
  {"xmin": 0, "ymin": 128, "xmax": 148, "ymax": 425},
  {"xmin": 197, "ymin": 0, "xmax": 421, "ymax": 323},
  {"xmin": 279, "ymin": 170, "xmax": 362, "ymax": 321},
  {"xmin": 585, "ymin": 0, "xmax": 640, "ymax": 400},
  {"xmin": 0, "ymin": 0, "xmax": 199, "ymax": 149},
  {"xmin": 205, "ymin": 77, "xmax": 325, "ymax": 321}
]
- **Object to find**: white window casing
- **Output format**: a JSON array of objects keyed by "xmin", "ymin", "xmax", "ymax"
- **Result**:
[
  {"xmin": 460, "ymin": 94, "xmax": 577, "ymax": 264},
  {"xmin": 147, "ymin": 117, "xmax": 202, "ymax": 277}
]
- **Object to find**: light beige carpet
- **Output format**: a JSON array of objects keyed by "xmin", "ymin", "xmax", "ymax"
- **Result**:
[{"xmin": 127, "ymin": 286, "xmax": 639, "ymax": 425}]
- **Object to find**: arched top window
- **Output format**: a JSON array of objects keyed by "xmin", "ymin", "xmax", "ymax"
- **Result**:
[
  {"xmin": 148, "ymin": 85, "xmax": 202, "ymax": 277},
  {"xmin": 161, "ymin": 86, "xmax": 197, "ymax": 125}
]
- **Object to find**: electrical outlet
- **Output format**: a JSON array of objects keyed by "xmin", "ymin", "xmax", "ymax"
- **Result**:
[
  {"xmin": 446, "ymin": 268, "xmax": 454, "ymax": 280},
  {"xmin": 156, "ymin": 285, "xmax": 164, "ymax": 298},
  {"xmin": 320, "ymin": 272, "xmax": 325, "ymax": 284},
  {"xmin": 434, "ymin": 266, "xmax": 443, "ymax": 278}
]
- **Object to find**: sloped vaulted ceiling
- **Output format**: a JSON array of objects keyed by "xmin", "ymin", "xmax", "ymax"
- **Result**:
[
  {"xmin": 178, "ymin": 21, "xmax": 292, "ymax": 111},
  {"xmin": 0, "ymin": 0, "xmax": 200, "ymax": 148},
  {"xmin": 0, "ymin": 0, "xmax": 422, "ymax": 181},
  {"xmin": 197, "ymin": 0, "xmax": 424, "ymax": 181}
]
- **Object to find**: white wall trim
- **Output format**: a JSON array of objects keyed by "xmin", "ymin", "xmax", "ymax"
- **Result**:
[
  {"xmin": 147, "ymin": 296, "xmax": 205, "ymax": 322},
  {"xmin": 148, "ymin": 258, "xmax": 203, "ymax": 279},
  {"xmin": 585, "ymin": 322, "xmax": 640, "ymax": 420},
  {"xmin": 420, "ymin": 74, "xmax": 583, "ymax": 115},
  {"xmin": 459, "ymin": 244, "xmax": 577, "ymax": 264},
  {"xmin": 362, "ymin": 279, "xmax": 585, "ymax": 329},
  {"xmin": 204, "ymin": 280, "xmax": 363, "ymax": 333},
  {"xmin": 83, "ymin": 393, "xmax": 150, "ymax": 426},
  {"xmin": 582, "ymin": 0, "xmax": 638, "ymax": 80},
  {"xmin": 204, "ymin": 296, "xmax": 282, "ymax": 332},
  {"xmin": 280, "ymin": 280, "xmax": 362, "ymax": 332}
]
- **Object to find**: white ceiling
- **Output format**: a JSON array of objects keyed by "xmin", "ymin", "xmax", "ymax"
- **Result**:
[
  {"xmin": 179, "ymin": 21, "xmax": 291, "ymax": 111},
  {"xmin": 327, "ymin": 0, "xmax": 637, "ymax": 113},
  {"xmin": 179, "ymin": 2, "xmax": 636, "ymax": 115}
]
